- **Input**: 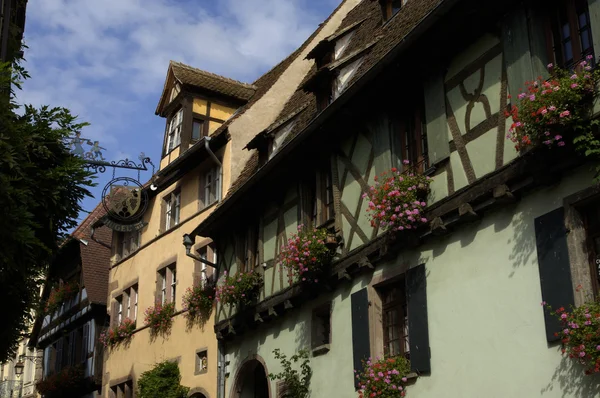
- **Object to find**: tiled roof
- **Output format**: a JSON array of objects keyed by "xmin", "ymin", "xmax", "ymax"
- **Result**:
[
  {"xmin": 171, "ymin": 61, "xmax": 257, "ymax": 101},
  {"xmin": 72, "ymin": 202, "xmax": 111, "ymax": 306},
  {"xmin": 198, "ymin": 0, "xmax": 450, "ymax": 232}
]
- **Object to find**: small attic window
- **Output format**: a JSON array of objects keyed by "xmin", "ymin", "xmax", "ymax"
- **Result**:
[{"xmin": 382, "ymin": 0, "xmax": 405, "ymax": 21}]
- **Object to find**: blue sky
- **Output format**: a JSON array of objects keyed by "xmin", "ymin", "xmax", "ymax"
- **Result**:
[{"xmin": 20, "ymin": 0, "xmax": 340, "ymax": 224}]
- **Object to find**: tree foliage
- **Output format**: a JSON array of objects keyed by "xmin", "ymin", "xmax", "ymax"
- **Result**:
[
  {"xmin": 137, "ymin": 361, "xmax": 189, "ymax": 398},
  {"xmin": 0, "ymin": 55, "xmax": 94, "ymax": 362}
]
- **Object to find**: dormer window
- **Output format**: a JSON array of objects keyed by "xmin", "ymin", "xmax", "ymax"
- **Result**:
[
  {"xmin": 382, "ymin": 0, "xmax": 405, "ymax": 21},
  {"xmin": 166, "ymin": 108, "xmax": 183, "ymax": 153},
  {"xmin": 316, "ymin": 79, "xmax": 334, "ymax": 112}
]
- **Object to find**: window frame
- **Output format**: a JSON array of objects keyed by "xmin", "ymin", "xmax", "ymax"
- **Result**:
[
  {"xmin": 165, "ymin": 108, "xmax": 183, "ymax": 154},
  {"xmin": 381, "ymin": 0, "xmax": 405, "ymax": 21},
  {"xmin": 310, "ymin": 166, "xmax": 336, "ymax": 229},
  {"xmin": 117, "ymin": 230, "xmax": 141, "ymax": 261},
  {"xmin": 379, "ymin": 284, "xmax": 410, "ymax": 359},
  {"xmin": 201, "ymin": 167, "xmax": 221, "ymax": 209},
  {"xmin": 311, "ymin": 302, "xmax": 332, "ymax": 354},
  {"xmin": 157, "ymin": 265, "xmax": 177, "ymax": 306},
  {"xmin": 393, "ymin": 100, "xmax": 429, "ymax": 174},
  {"xmin": 192, "ymin": 118, "xmax": 205, "ymax": 142},
  {"xmin": 163, "ymin": 190, "xmax": 181, "ymax": 231},
  {"xmin": 545, "ymin": 0, "xmax": 594, "ymax": 69}
]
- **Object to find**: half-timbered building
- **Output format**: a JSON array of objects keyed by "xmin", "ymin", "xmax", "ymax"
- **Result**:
[{"xmin": 190, "ymin": 0, "xmax": 600, "ymax": 397}]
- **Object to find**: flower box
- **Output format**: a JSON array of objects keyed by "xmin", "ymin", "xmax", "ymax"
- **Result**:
[
  {"xmin": 144, "ymin": 301, "xmax": 175, "ymax": 336},
  {"xmin": 99, "ymin": 318, "xmax": 135, "ymax": 349},
  {"xmin": 356, "ymin": 356, "xmax": 411, "ymax": 397},
  {"xmin": 45, "ymin": 281, "xmax": 79, "ymax": 315},
  {"xmin": 36, "ymin": 365, "xmax": 89, "ymax": 398},
  {"xmin": 363, "ymin": 162, "xmax": 432, "ymax": 233},
  {"xmin": 280, "ymin": 226, "xmax": 334, "ymax": 284},
  {"xmin": 215, "ymin": 270, "xmax": 262, "ymax": 308},
  {"xmin": 183, "ymin": 281, "xmax": 216, "ymax": 324}
]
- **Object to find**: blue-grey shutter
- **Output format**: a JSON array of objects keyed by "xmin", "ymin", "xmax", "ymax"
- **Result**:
[
  {"xmin": 423, "ymin": 71, "xmax": 450, "ymax": 165},
  {"xmin": 502, "ymin": 6, "xmax": 534, "ymax": 98},
  {"xmin": 82, "ymin": 323, "xmax": 90, "ymax": 360},
  {"xmin": 406, "ymin": 263, "xmax": 430, "ymax": 374},
  {"xmin": 535, "ymin": 207, "xmax": 575, "ymax": 342},
  {"xmin": 351, "ymin": 288, "xmax": 370, "ymax": 389}
]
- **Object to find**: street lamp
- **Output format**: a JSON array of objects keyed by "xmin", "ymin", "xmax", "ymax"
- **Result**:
[
  {"xmin": 182, "ymin": 234, "xmax": 216, "ymax": 268},
  {"xmin": 13, "ymin": 361, "xmax": 24, "ymax": 377}
]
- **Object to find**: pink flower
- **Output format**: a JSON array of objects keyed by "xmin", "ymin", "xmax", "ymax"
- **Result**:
[
  {"xmin": 571, "ymin": 83, "xmax": 578, "ymax": 88},
  {"xmin": 541, "ymin": 301, "xmax": 547, "ymax": 306},
  {"xmin": 580, "ymin": 351, "xmax": 586, "ymax": 357},
  {"xmin": 402, "ymin": 159, "xmax": 410, "ymax": 165},
  {"xmin": 558, "ymin": 141, "xmax": 566, "ymax": 147},
  {"xmin": 518, "ymin": 93, "xmax": 527, "ymax": 99},
  {"xmin": 402, "ymin": 377, "xmax": 408, "ymax": 382},
  {"xmin": 548, "ymin": 63, "xmax": 554, "ymax": 68},
  {"xmin": 571, "ymin": 74, "xmax": 578, "ymax": 79},
  {"xmin": 529, "ymin": 94, "xmax": 535, "ymax": 101},
  {"xmin": 549, "ymin": 105, "xmax": 556, "ymax": 111}
]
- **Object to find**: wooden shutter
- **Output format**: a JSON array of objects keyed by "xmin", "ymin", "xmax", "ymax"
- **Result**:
[
  {"xmin": 502, "ymin": 6, "xmax": 534, "ymax": 99},
  {"xmin": 535, "ymin": 207, "xmax": 575, "ymax": 342},
  {"xmin": 155, "ymin": 272, "xmax": 163, "ymax": 305},
  {"xmin": 423, "ymin": 71, "xmax": 450, "ymax": 165},
  {"xmin": 48, "ymin": 345, "xmax": 56, "ymax": 375},
  {"xmin": 159, "ymin": 198, "xmax": 167, "ymax": 233},
  {"xmin": 351, "ymin": 288, "xmax": 370, "ymax": 388},
  {"xmin": 406, "ymin": 263, "xmax": 431, "ymax": 374},
  {"xmin": 180, "ymin": 97, "xmax": 193, "ymax": 151}
]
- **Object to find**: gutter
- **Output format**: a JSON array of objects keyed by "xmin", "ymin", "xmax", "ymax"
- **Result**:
[{"xmin": 192, "ymin": 0, "xmax": 458, "ymax": 238}]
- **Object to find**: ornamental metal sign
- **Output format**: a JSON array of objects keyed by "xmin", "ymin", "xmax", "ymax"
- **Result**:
[
  {"xmin": 66, "ymin": 134, "xmax": 156, "ymax": 232},
  {"xmin": 101, "ymin": 177, "xmax": 148, "ymax": 231}
]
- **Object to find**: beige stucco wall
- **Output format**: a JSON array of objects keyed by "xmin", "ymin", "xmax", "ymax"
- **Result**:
[
  {"xmin": 227, "ymin": 0, "xmax": 362, "ymax": 185},
  {"xmin": 104, "ymin": 143, "xmax": 228, "ymax": 396},
  {"xmin": 224, "ymin": 165, "xmax": 600, "ymax": 398}
]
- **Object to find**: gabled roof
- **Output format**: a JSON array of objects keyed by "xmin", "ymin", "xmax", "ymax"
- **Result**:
[
  {"xmin": 193, "ymin": 0, "xmax": 458, "ymax": 236},
  {"xmin": 155, "ymin": 61, "xmax": 257, "ymax": 116},
  {"xmin": 71, "ymin": 202, "xmax": 111, "ymax": 306}
]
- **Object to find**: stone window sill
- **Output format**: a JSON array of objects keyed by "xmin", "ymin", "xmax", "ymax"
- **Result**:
[{"xmin": 311, "ymin": 344, "xmax": 330, "ymax": 357}]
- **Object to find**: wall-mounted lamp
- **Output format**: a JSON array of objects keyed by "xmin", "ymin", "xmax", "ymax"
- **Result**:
[{"xmin": 183, "ymin": 234, "xmax": 216, "ymax": 268}]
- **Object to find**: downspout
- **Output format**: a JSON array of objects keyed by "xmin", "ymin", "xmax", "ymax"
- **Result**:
[
  {"xmin": 205, "ymin": 135, "xmax": 226, "ymax": 397},
  {"xmin": 204, "ymin": 136, "xmax": 223, "ymax": 203},
  {"xmin": 218, "ymin": 340, "xmax": 226, "ymax": 398}
]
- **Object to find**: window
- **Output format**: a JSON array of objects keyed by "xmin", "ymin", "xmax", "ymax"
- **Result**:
[
  {"xmin": 195, "ymin": 349, "xmax": 208, "ymax": 374},
  {"xmin": 394, "ymin": 102, "xmax": 428, "ymax": 173},
  {"xmin": 197, "ymin": 244, "xmax": 217, "ymax": 283},
  {"xmin": 115, "ymin": 285, "xmax": 138, "ymax": 325},
  {"xmin": 116, "ymin": 296, "xmax": 123, "ymax": 325},
  {"xmin": 311, "ymin": 302, "xmax": 332, "ymax": 354},
  {"xmin": 310, "ymin": 167, "xmax": 336, "ymax": 228},
  {"xmin": 192, "ymin": 119, "xmax": 205, "ymax": 141},
  {"xmin": 381, "ymin": 0, "xmax": 406, "ymax": 20},
  {"xmin": 158, "ymin": 265, "xmax": 176, "ymax": 305},
  {"xmin": 117, "ymin": 230, "xmax": 140, "ymax": 260},
  {"xmin": 165, "ymin": 108, "xmax": 183, "ymax": 153},
  {"xmin": 546, "ymin": 0, "xmax": 594, "ymax": 68},
  {"xmin": 240, "ymin": 225, "xmax": 259, "ymax": 272},
  {"xmin": 200, "ymin": 167, "xmax": 221, "ymax": 209},
  {"xmin": 316, "ymin": 81, "xmax": 333, "ymax": 112},
  {"xmin": 380, "ymin": 284, "xmax": 409, "ymax": 358},
  {"xmin": 163, "ymin": 191, "xmax": 181, "ymax": 231}
]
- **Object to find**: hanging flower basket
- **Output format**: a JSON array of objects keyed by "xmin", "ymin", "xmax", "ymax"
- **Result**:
[
  {"xmin": 183, "ymin": 281, "xmax": 216, "ymax": 325},
  {"xmin": 215, "ymin": 270, "xmax": 262, "ymax": 307},
  {"xmin": 99, "ymin": 318, "xmax": 136, "ymax": 349},
  {"xmin": 45, "ymin": 281, "xmax": 79, "ymax": 314},
  {"xmin": 363, "ymin": 161, "xmax": 432, "ymax": 233},
  {"xmin": 36, "ymin": 365, "xmax": 88, "ymax": 398},
  {"xmin": 508, "ymin": 56, "xmax": 600, "ymax": 177},
  {"xmin": 144, "ymin": 302, "xmax": 175, "ymax": 337},
  {"xmin": 280, "ymin": 226, "xmax": 334, "ymax": 285}
]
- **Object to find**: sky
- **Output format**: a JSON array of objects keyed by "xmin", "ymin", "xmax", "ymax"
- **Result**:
[{"xmin": 20, "ymin": 0, "xmax": 340, "ymax": 224}]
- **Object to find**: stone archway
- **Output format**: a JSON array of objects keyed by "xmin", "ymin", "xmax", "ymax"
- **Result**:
[
  {"xmin": 231, "ymin": 356, "xmax": 271, "ymax": 398},
  {"xmin": 188, "ymin": 386, "xmax": 210, "ymax": 398}
]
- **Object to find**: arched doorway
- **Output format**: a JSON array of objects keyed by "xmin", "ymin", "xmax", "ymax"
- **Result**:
[
  {"xmin": 233, "ymin": 359, "xmax": 270, "ymax": 398},
  {"xmin": 190, "ymin": 394, "xmax": 207, "ymax": 398}
]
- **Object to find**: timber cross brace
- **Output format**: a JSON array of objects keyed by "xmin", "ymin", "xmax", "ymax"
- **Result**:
[{"xmin": 213, "ymin": 144, "xmax": 586, "ymax": 340}]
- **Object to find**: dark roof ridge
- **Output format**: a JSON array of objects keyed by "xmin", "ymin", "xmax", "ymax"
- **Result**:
[{"xmin": 170, "ymin": 60, "xmax": 257, "ymax": 89}]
